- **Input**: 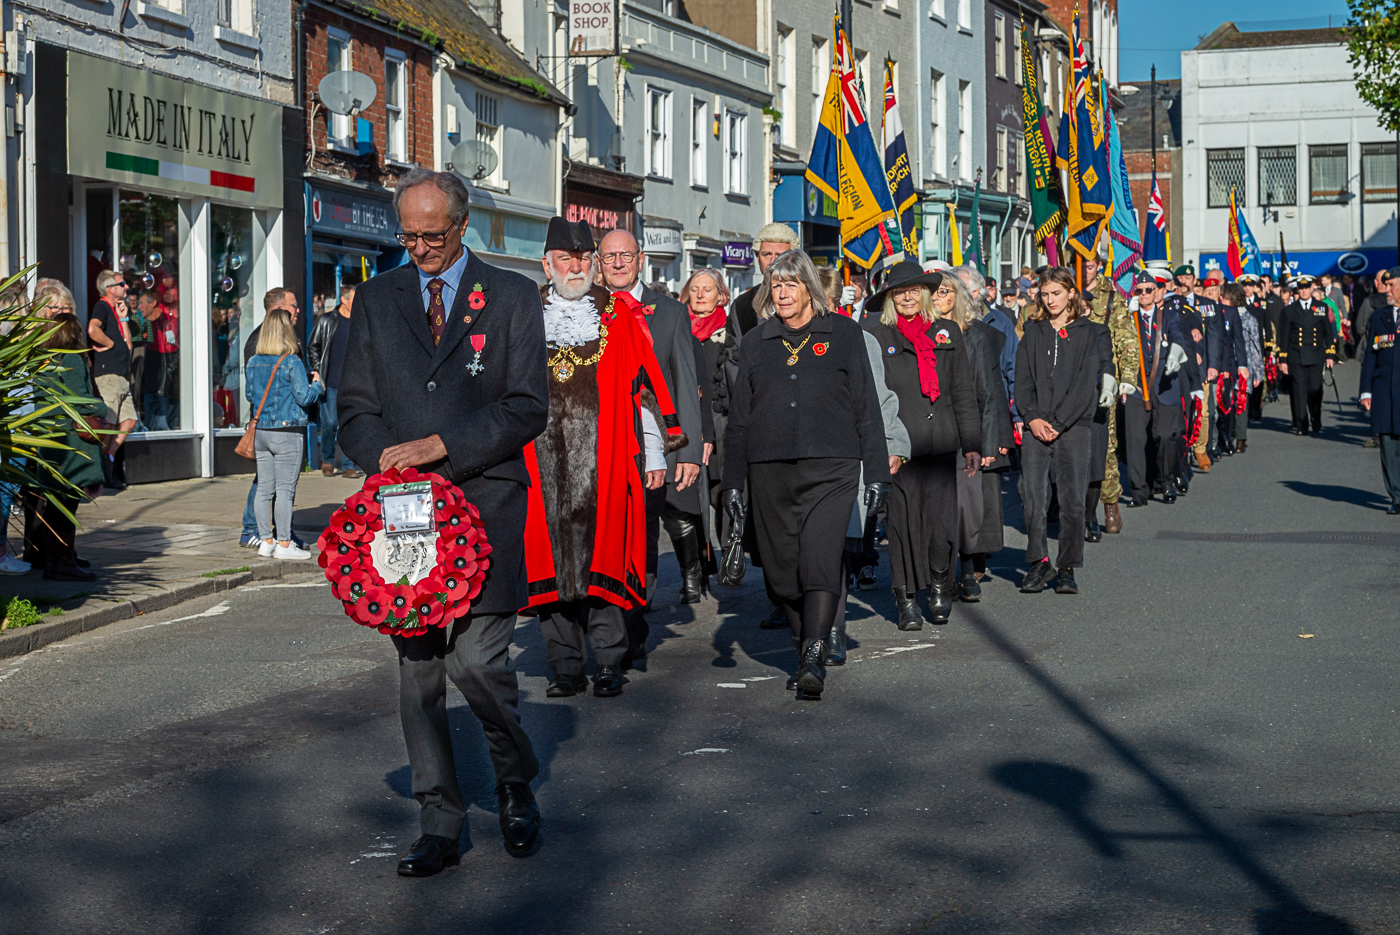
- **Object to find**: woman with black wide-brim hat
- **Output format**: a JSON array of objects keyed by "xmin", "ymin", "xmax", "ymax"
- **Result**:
[{"xmin": 863, "ymin": 261, "xmax": 982, "ymax": 629}]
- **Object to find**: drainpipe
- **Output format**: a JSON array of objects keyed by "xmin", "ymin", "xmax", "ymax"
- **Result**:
[{"xmin": 0, "ymin": 15, "xmax": 11, "ymax": 281}]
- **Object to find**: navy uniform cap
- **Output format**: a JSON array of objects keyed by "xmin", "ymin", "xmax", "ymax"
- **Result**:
[{"xmin": 1385, "ymin": 266, "xmax": 1400, "ymax": 281}]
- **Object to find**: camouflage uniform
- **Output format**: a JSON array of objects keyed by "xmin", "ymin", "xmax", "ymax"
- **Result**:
[{"xmin": 1085, "ymin": 276, "xmax": 1140, "ymax": 504}]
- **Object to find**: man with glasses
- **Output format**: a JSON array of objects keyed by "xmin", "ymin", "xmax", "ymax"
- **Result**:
[
  {"xmin": 338, "ymin": 168, "xmax": 550, "ymax": 878},
  {"xmin": 595, "ymin": 228, "xmax": 705, "ymax": 658},
  {"xmin": 1123, "ymin": 270, "xmax": 1189, "ymax": 507}
]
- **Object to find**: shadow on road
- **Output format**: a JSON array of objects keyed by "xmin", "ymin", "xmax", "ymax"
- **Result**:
[
  {"xmin": 1277, "ymin": 480, "xmax": 1387, "ymax": 509},
  {"xmin": 966, "ymin": 608, "xmax": 1358, "ymax": 935}
]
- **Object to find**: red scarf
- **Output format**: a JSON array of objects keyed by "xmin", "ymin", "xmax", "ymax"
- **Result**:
[
  {"xmin": 522, "ymin": 290, "xmax": 684, "ymax": 611},
  {"xmin": 690, "ymin": 305, "xmax": 727, "ymax": 341},
  {"xmin": 896, "ymin": 314, "xmax": 940, "ymax": 402},
  {"xmin": 627, "ymin": 291, "xmax": 655, "ymax": 346}
]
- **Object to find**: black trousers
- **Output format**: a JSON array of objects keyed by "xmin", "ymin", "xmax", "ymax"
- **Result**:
[
  {"xmin": 748, "ymin": 458, "xmax": 859, "ymax": 603},
  {"xmin": 392, "ymin": 612, "xmax": 538, "ymax": 840},
  {"xmin": 35, "ymin": 490, "xmax": 80, "ymax": 567},
  {"xmin": 1215, "ymin": 378, "xmax": 1239, "ymax": 450},
  {"xmin": 540, "ymin": 597, "xmax": 629, "ymax": 678},
  {"xmin": 1020, "ymin": 423, "xmax": 1091, "ymax": 569},
  {"xmin": 1288, "ymin": 364, "xmax": 1324, "ymax": 431},
  {"xmin": 1122, "ymin": 396, "xmax": 1185, "ymax": 496}
]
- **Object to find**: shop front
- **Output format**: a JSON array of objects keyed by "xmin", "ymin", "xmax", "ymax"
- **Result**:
[
  {"xmin": 642, "ymin": 220, "xmax": 682, "ymax": 291},
  {"xmin": 60, "ymin": 50, "xmax": 286, "ymax": 482},
  {"xmin": 307, "ymin": 180, "xmax": 403, "ymax": 319},
  {"xmin": 721, "ymin": 240, "xmax": 755, "ymax": 295},
  {"xmin": 563, "ymin": 162, "xmax": 643, "ymax": 241},
  {"xmin": 771, "ymin": 167, "xmax": 839, "ymax": 264}
]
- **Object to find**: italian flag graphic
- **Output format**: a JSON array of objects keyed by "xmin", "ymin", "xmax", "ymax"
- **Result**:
[{"xmin": 106, "ymin": 152, "xmax": 255, "ymax": 194}]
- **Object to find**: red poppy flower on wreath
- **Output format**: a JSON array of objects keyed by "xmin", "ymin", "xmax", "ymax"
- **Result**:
[
  {"xmin": 1058, "ymin": 327, "xmax": 1069, "ymax": 339},
  {"xmin": 320, "ymin": 469, "xmax": 490, "ymax": 637}
]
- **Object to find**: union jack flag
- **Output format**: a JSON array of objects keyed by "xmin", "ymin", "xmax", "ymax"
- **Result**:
[
  {"xmin": 1143, "ymin": 175, "xmax": 1168, "ymax": 262},
  {"xmin": 1148, "ymin": 180, "xmax": 1165, "ymax": 230}
]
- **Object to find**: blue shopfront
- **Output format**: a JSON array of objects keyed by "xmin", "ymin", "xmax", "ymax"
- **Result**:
[
  {"xmin": 1199, "ymin": 249, "xmax": 1399, "ymax": 281},
  {"xmin": 772, "ymin": 166, "xmax": 840, "ymax": 264},
  {"xmin": 305, "ymin": 180, "xmax": 406, "ymax": 317}
]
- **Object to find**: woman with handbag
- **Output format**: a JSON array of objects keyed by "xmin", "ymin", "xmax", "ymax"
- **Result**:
[
  {"xmin": 35, "ymin": 313, "xmax": 107, "ymax": 582},
  {"xmin": 720, "ymin": 250, "xmax": 889, "ymax": 698},
  {"xmin": 862, "ymin": 263, "xmax": 982, "ymax": 630},
  {"xmin": 243, "ymin": 309, "xmax": 323, "ymax": 560}
]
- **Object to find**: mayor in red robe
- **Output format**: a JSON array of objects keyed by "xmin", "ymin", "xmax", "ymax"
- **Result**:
[{"xmin": 523, "ymin": 219, "xmax": 685, "ymax": 698}]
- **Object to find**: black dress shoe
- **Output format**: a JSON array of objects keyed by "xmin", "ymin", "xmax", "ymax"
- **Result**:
[
  {"xmin": 592, "ymin": 665, "xmax": 623, "ymax": 697},
  {"xmin": 927, "ymin": 569, "xmax": 954, "ymax": 623},
  {"xmin": 1206, "ymin": 446, "xmax": 1221, "ymax": 461},
  {"xmin": 44, "ymin": 560, "xmax": 96, "ymax": 582},
  {"xmin": 678, "ymin": 561, "xmax": 704, "ymax": 604},
  {"xmin": 824, "ymin": 616, "xmax": 847, "ymax": 666},
  {"xmin": 1161, "ymin": 481, "xmax": 1178, "ymax": 504},
  {"xmin": 1020, "ymin": 558, "xmax": 1053, "ymax": 593},
  {"xmin": 795, "ymin": 639, "xmax": 827, "ymax": 697},
  {"xmin": 397, "ymin": 834, "xmax": 460, "ymax": 877},
  {"xmin": 1290, "ymin": 427, "xmax": 1306, "ymax": 436},
  {"xmin": 496, "ymin": 782, "xmax": 541, "ymax": 857},
  {"xmin": 1388, "ymin": 505, "xmax": 1400, "ymax": 515},
  {"xmin": 1085, "ymin": 518, "xmax": 1103, "ymax": 543},
  {"xmin": 893, "ymin": 586, "xmax": 922, "ymax": 631},
  {"xmin": 546, "ymin": 675, "xmax": 586, "ymax": 698},
  {"xmin": 958, "ymin": 570, "xmax": 982, "ymax": 602},
  {"xmin": 855, "ymin": 565, "xmax": 877, "ymax": 591},
  {"xmin": 759, "ymin": 605, "xmax": 789, "ymax": 629},
  {"xmin": 1054, "ymin": 568, "xmax": 1078, "ymax": 594},
  {"xmin": 1126, "ymin": 496, "xmax": 1149, "ymax": 508}
]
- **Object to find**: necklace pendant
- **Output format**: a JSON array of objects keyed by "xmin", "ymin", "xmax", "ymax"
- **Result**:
[
  {"xmin": 786, "ymin": 355, "xmax": 799, "ymax": 366},
  {"xmin": 553, "ymin": 360, "xmax": 575, "ymax": 382}
]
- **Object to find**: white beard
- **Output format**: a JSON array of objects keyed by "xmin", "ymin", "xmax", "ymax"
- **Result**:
[{"xmin": 543, "ymin": 290, "xmax": 601, "ymax": 347}]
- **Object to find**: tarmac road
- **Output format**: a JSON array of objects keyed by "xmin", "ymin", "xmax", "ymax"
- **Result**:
[{"xmin": 0, "ymin": 385, "xmax": 1395, "ymax": 935}]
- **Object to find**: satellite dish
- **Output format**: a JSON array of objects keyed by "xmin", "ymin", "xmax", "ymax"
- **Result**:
[
  {"xmin": 448, "ymin": 140, "xmax": 499, "ymax": 181},
  {"xmin": 318, "ymin": 71, "xmax": 378, "ymax": 116}
]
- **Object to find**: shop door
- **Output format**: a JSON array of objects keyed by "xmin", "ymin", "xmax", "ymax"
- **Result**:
[
  {"xmin": 117, "ymin": 189, "xmax": 185, "ymax": 431},
  {"xmin": 210, "ymin": 205, "xmax": 257, "ymax": 428}
]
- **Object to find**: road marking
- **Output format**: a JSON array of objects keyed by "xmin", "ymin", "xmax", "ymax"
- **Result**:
[
  {"xmin": 132, "ymin": 601, "xmax": 231, "ymax": 631},
  {"xmin": 716, "ymin": 683, "xmax": 747, "ymax": 689},
  {"xmin": 740, "ymin": 676, "xmax": 778, "ymax": 681},
  {"xmin": 682, "ymin": 748, "xmax": 731, "ymax": 756},
  {"xmin": 241, "ymin": 581, "xmax": 328, "ymax": 592}
]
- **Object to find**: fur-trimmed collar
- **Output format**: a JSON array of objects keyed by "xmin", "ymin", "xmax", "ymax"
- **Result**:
[{"xmin": 538, "ymin": 284, "xmax": 613, "ymax": 347}]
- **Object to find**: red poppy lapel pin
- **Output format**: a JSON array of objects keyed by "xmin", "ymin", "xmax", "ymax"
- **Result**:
[
  {"xmin": 1058, "ymin": 327, "xmax": 1069, "ymax": 338},
  {"xmin": 814, "ymin": 342, "xmax": 829, "ymax": 356},
  {"xmin": 468, "ymin": 282, "xmax": 486, "ymax": 311}
]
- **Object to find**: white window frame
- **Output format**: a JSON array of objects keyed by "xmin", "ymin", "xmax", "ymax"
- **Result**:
[
  {"xmin": 691, "ymin": 96, "xmax": 708, "ymax": 189},
  {"xmin": 995, "ymin": 127, "xmax": 1008, "ymax": 191},
  {"xmin": 217, "ymin": 0, "xmax": 252, "ymax": 32},
  {"xmin": 958, "ymin": 80, "xmax": 972, "ymax": 181},
  {"xmin": 994, "ymin": 15, "xmax": 1006, "ymax": 78},
  {"xmin": 931, "ymin": 0, "xmax": 946, "ymax": 20},
  {"xmin": 475, "ymin": 91, "xmax": 506, "ymax": 190},
  {"xmin": 1013, "ymin": 21, "xmax": 1023, "ymax": 85},
  {"xmin": 646, "ymin": 86, "xmax": 674, "ymax": 180},
  {"xmin": 957, "ymin": 0, "xmax": 971, "ymax": 31},
  {"xmin": 725, "ymin": 109, "xmax": 748, "ymax": 195},
  {"xmin": 811, "ymin": 37, "xmax": 829, "ymax": 144},
  {"xmin": 384, "ymin": 49, "xmax": 407, "ymax": 163},
  {"xmin": 1017, "ymin": 133, "xmax": 1028, "ymax": 198},
  {"xmin": 929, "ymin": 69, "xmax": 945, "ymax": 179},
  {"xmin": 326, "ymin": 28, "xmax": 353, "ymax": 151},
  {"xmin": 776, "ymin": 26, "xmax": 796, "ymax": 148}
]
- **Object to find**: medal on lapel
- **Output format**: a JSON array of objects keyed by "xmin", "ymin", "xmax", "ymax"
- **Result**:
[{"xmin": 467, "ymin": 333, "xmax": 486, "ymax": 376}]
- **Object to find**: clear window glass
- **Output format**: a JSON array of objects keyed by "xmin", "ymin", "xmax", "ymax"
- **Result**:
[
  {"xmin": 118, "ymin": 190, "xmax": 184, "ymax": 431},
  {"xmin": 1309, "ymin": 144, "xmax": 1348, "ymax": 204},
  {"xmin": 1207, "ymin": 148, "xmax": 1245, "ymax": 208},
  {"xmin": 1258, "ymin": 146, "xmax": 1296, "ymax": 207},
  {"xmin": 210, "ymin": 204, "xmax": 257, "ymax": 429},
  {"xmin": 1362, "ymin": 141, "xmax": 1396, "ymax": 203},
  {"xmin": 385, "ymin": 55, "xmax": 406, "ymax": 161}
]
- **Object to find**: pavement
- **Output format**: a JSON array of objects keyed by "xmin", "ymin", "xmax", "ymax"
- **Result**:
[{"xmin": 0, "ymin": 362, "xmax": 1397, "ymax": 934}]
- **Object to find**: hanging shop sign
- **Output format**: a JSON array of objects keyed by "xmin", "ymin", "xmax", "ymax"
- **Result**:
[
  {"xmin": 643, "ymin": 225, "xmax": 682, "ymax": 256},
  {"xmin": 722, "ymin": 242, "xmax": 754, "ymax": 267},
  {"xmin": 68, "ymin": 51, "xmax": 283, "ymax": 209},
  {"xmin": 309, "ymin": 183, "xmax": 398, "ymax": 244},
  {"xmin": 568, "ymin": 0, "xmax": 618, "ymax": 56}
]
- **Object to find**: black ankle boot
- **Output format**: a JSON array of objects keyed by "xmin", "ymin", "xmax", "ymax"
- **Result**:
[
  {"xmin": 894, "ymin": 586, "xmax": 922, "ymax": 631},
  {"xmin": 674, "ymin": 529, "xmax": 703, "ymax": 604},
  {"xmin": 958, "ymin": 566, "xmax": 982, "ymax": 602},
  {"xmin": 787, "ymin": 637, "xmax": 799, "ymax": 690},
  {"xmin": 825, "ymin": 615, "xmax": 847, "ymax": 666},
  {"xmin": 928, "ymin": 569, "xmax": 953, "ymax": 623},
  {"xmin": 795, "ymin": 639, "xmax": 827, "ymax": 696}
]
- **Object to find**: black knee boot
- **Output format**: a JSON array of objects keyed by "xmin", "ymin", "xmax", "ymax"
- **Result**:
[
  {"xmin": 671, "ymin": 521, "xmax": 704, "ymax": 604},
  {"xmin": 928, "ymin": 568, "xmax": 954, "ymax": 623}
]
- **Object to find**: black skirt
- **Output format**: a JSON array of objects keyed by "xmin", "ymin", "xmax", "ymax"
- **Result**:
[
  {"xmin": 888, "ymin": 452, "xmax": 958, "ymax": 591},
  {"xmin": 748, "ymin": 458, "xmax": 859, "ymax": 602},
  {"xmin": 973, "ymin": 468, "xmax": 1004, "ymax": 555}
]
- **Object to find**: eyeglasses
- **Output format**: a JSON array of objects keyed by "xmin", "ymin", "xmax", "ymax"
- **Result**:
[
  {"xmin": 395, "ymin": 228, "xmax": 456, "ymax": 248},
  {"xmin": 932, "ymin": 287, "xmax": 954, "ymax": 297},
  {"xmin": 1133, "ymin": 288, "xmax": 1155, "ymax": 296},
  {"xmin": 599, "ymin": 252, "xmax": 638, "ymax": 264}
]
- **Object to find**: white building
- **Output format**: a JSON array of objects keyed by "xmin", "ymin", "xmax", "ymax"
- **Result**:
[{"xmin": 1181, "ymin": 24, "xmax": 1397, "ymax": 282}]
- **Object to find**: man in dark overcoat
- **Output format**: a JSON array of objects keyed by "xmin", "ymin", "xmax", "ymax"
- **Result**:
[
  {"xmin": 1277, "ymin": 275, "xmax": 1337, "ymax": 435},
  {"xmin": 1359, "ymin": 267, "xmax": 1400, "ymax": 513},
  {"xmin": 337, "ymin": 169, "xmax": 550, "ymax": 877}
]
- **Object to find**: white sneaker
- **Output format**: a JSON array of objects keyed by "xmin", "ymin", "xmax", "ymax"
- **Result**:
[
  {"xmin": 273, "ymin": 544, "xmax": 312, "ymax": 561},
  {"xmin": 0, "ymin": 553, "xmax": 31, "ymax": 575},
  {"xmin": 258, "ymin": 540, "xmax": 276, "ymax": 558}
]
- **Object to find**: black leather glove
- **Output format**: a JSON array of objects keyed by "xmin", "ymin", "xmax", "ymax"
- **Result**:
[
  {"xmin": 720, "ymin": 488, "xmax": 746, "ymax": 537},
  {"xmin": 864, "ymin": 482, "xmax": 890, "ymax": 521}
]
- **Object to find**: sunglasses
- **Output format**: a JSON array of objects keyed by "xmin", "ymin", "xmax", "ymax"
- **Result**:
[{"xmin": 1133, "ymin": 288, "xmax": 1155, "ymax": 296}]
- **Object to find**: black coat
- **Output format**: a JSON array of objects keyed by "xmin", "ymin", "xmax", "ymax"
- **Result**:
[
  {"xmin": 1015, "ymin": 317, "xmax": 1101, "ymax": 431},
  {"xmin": 1278, "ymin": 300, "xmax": 1339, "ymax": 368},
  {"xmin": 1134, "ymin": 304, "xmax": 1189, "ymax": 407},
  {"xmin": 1207, "ymin": 304, "xmax": 1249, "ymax": 374},
  {"xmin": 638, "ymin": 285, "xmax": 705, "ymax": 513},
  {"xmin": 722, "ymin": 312, "xmax": 889, "ymax": 490},
  {"xmin": 730, "ymin": 285, "xmax": 760, "ymax": 337},
  {"xmin": 337, "ymin": 252, "xmax": 550, "ymax": 615},
  {"xmin": 967, "ymin": 320, "xmax": 1014, "ymax": 468},
  {"xmin": 865, "ymin": 315, "xmax": 980, "ymax": 459}
]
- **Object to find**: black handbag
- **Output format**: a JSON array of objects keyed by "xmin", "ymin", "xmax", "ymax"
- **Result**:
[{"xmin": 716, "ymin": 531, "xmax": 746, "ymax": 588}]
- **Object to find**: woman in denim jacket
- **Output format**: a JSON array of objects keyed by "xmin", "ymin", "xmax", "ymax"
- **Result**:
[{"xmin": 244, "ymin": 309, "xmax": 323, "ymax": 560}]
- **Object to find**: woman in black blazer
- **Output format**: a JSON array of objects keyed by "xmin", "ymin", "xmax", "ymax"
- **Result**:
[
  {"xmin": 721, "ymin": 250, "xmax": 890, "ymax": 698},
  {"xmin": 863, "ymin": 262, "xmax": 982, "ymax": 629},
  {"xmin": 1014, "ymin": 266, "xmax": 1103, "ymax": 595}
]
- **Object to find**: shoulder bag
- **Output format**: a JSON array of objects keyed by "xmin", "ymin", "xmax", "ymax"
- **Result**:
[{"xmin": 234, "ymin": 353, "xmax": 290, "ymax": 460}]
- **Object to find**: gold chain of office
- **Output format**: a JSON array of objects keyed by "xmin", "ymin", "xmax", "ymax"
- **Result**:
[{"xmin": 547, "ymin": 323, "xmax": 609, "ymax": 382}]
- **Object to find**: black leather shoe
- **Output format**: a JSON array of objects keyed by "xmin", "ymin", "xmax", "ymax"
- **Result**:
[
  {"xmin": 795, "ymin": 639, "xmax": 827, "ymax": 697},
  {"xmin": 44, "ymin": 560, "xmax": 96, "ymax": 582},
  {"xmin": 546, "ymin": 675, "xmax": 586, "ymax": 698},
  {"xmin": 894, "ymin": 586, "xmax": 922, "ymax": 631},
  {"xmin": 1388, "ymin": 505, "xmax": 1400, "ymax": 515},
  {"xmin": 1161, "ymin": 481, "xmax": 1178, "ymax": 504},
  {"xmin": 759, "ymin": 605, "xmax": 789, "ymax": 629},
  {"xmin": 397, "ymin": 834, "xmax": 460, "ymax": 877},
  {"xmin": 825, "ymin": 617, "xmax": 847, "ymax": 666},
  {"xmin": 1020, "ymin": 559, "xmax": 1053, "ymax": 593},
  {"xmin": 855, "ymin": 565, "xmax": 877, "ymax": 591},
  {"xmin": 1085, "ymin": 518, "xmax": 1103, "ymax": 543},
  {"xmin": 1126, "ymin": 496, "xmax": 1149, "ymax": 508},
  {"xmin": 1290, "ymin": 427, "xmax": 1306, "ymax": 436},
  {"xmin": 1054, "ymin": 568, "xmax": 1078, "ymax": 594},
  {"xmin": 928, "ymin": 569, "xmax": 953, "ymax": 623},
  {"xmin": 678, "ymin": 563, "xmax": 704, "ymax": 604},
  {"xmin": 592, "ymin": 665, "xmax": 623, "ymax": 697},
  {"xmin": 496, "ymin": 782, "xmax": 541, "ymax": 857},
  {"xmin": 958, "ymin": 570, "xmax": 982, "ymax": 602},
  {"xmin": 674, "ymin": 527, "xmax": 704, "ymax": 603}
]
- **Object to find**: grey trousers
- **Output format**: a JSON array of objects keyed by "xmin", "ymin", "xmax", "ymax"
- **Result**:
[
  {"xmin": 1381, "ymin": 434, "xmax": 1400, "ymax": 508},
  {"xmin": 1020, "ymin": 423, "xmax": 1091, "ymax": 569},
  {"xmin": 253, "ymin": 430, "xmax": 303, "ymax": 541},
  {"xmin": 392, "ymin": 612, "xmax": 538, "ymax": 840},
  {"xmin": 540, "ymin": 597, "xmax": 629, "ymax": 678}
]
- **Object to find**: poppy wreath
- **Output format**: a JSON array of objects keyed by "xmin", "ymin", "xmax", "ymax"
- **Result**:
[{"xmin": 318, "ymin": 467, "xmax": 491, "ymax": 638}]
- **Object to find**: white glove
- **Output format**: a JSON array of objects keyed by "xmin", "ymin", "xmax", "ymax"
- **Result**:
[
  {"xmin": 1165, "ymin": 343, "xmax": 1187, "ymax": 375},
  {"xmin": 1128, "ymin": 296, "xmax": 1140, "ymax": 312},
  {"xmin": 1191, "ymin": 389, "xmax": 1205, "ymax": 402},
  {"xmin": 1118, "ymin": 382, "xmax": 1137, "ymax": 397},
  {"xmin": 839, "ymin": 285, "xmax": 857, "ymax": 306},
  {"xmin": 1098, "ymin": 373, "xmax": 1117, "ymax": 407}
]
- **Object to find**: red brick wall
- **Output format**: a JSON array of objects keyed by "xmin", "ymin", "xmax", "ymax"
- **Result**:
[
  {"xmin": 1041, "ymin": 0, "xmax": 1116, "ymax": 38},
  {"xmin": 302, "ymin": 7, "xmax": 435, "ymax": 188},
  {"xmin": 1125, "ymin": 150, "xmax": 1172, "ymax": 243}
]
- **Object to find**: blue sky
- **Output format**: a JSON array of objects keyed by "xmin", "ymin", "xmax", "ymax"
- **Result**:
[{"xmin": 1119, "ymin": 0, "xmax": 1351, "ymax": 82}]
